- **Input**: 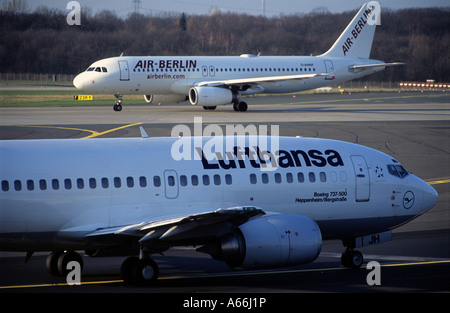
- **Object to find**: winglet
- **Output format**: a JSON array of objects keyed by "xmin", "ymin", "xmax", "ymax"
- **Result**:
[{"xmin": 140, "ymin": 126, "xmax": 149, "ymax": 138}]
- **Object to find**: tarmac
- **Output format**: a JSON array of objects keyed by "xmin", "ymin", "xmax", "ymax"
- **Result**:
[{"xmin": 0, "ymin": 91, "xmax": 449, "ymax": 295}]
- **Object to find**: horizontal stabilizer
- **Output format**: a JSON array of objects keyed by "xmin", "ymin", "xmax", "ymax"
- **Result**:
[{"xmin": 349, "ymin": 62, "xmax": 405, "ymax": 70}]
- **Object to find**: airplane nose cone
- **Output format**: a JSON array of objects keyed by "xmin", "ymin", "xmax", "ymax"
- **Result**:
[
  {"xmin": 422, "ymin": 181, "xmax": 438, "ymax": 211},
  {"xmin": 73, "ymin": 74, "xmax": 84, "ymax": 89}
]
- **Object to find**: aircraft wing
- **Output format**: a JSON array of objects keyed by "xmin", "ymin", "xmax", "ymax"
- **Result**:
[
  {"xmin": 85, "ymin": 206, "xmax": 265, "ymax": 245},
  {"xmin": 197, "ymin": 73, "xmax": 329, "ymax": 89}
]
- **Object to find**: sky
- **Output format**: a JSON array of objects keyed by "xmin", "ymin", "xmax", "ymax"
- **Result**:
[{"xmin": 27, "ymin": 0, "xmax": 450, "ymax": 17}]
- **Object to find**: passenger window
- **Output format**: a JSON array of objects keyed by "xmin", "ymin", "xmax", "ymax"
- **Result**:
[
  {"xmin": 14, "ymin": 180, "xmax": 22, "ymax": 191},
  {"xmin": 275, "ymin": 173, "xmax": 281, "ymax": 183},
  {"xmin": 214, "ymin": 174, "xmax": 221, "ymax": 185},
  {"xmin": 191, "ymin": 175, "xmax": 198, "ymax": 186},
  {"xmin": 262, "ymin": 173, "xmax": 269, "ymax": 184},
  {"xmin": 52, "ymin": 179, "xmax": 59, "ymax": 190},
  {"xmin": 202, "ymin": 175, "xmax": 210, "ymax": 186},
  {"xmin": 2, "ymin": 180, "xmax": 9, "ymax": 192},
  {"xmin": 225, "ymin": 174, "xmax": 232, "ymax": 185},
  {"xmin": 297, "ymin": 172, "xmax": 304, "ymax": 183},
  {"xmin": 77, "ymin": 178, "xmax": 84, "ymax": 189},
  {"xmin": 27, "ymin": 179, "xmax": 34, "ymax": 191},
  {"xmin": 39, "ymin": 179, "xmax": 47, "ymax": 190},
  {"xmin": 101, "ymin": 177, "xmax": 109, "ymax": 188},
  {"xmin": 114, "ymin": 177, "xmax": 121, "ymax": 188},
  {"xmin": 180, "ymin": 175, "xmax": 187, "ymax": 186},
  {"xmin": 64, "ymin": 178, "xmax": 72, "ymax": 190},
  {"xmin": 309, "ymin": 172, "xmax": 316, "ymax": 183},
  {"xmin": 89, "ymin": 178, "xmax": 97, "ymax": 189},
  {"xmin": 139, "ymin": 176, "xmax": 147, "ymax": 187},
  {"xmin": 153, "ymin": 176, "xmax": 161, "ymax": 187},
  {"xmin": 330, "ymin": 171, "xmax": 338, "ymax": 182},
  {"xmin": 320, "ymin": 172, "xmax": 327, "ymax": 182},
  {"xmin": 286, "ymin": 173, "xmax": 293, "ymax": 183},
  {"xmin": 167, "ymin": 176, "xmax": 175, "ymax": 186},
  {"xmin": 250, "ymin": 173, "xmax": 257, "ymax": 184},
  {"xmin": 127, "ymin": 177, "xmax": 134, "ymax": 188}
]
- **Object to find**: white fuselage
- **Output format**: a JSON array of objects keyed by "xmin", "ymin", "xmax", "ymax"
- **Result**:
[
  {"xmin": 0, "ymin": 136, "xmax": 437, "ymax": 251},
  {"xmin": 73, "ymin": 55, "xmax": 384, "ymax": 96}
]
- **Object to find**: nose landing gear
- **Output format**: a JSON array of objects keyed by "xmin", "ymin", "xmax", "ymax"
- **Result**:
[
  {"xmin": 341, "ymin": 238, "xmax": 364, "ymax": 268},
  {"xmin": 341, "ymin": 249, "xmax": 364, "ymax": 268},
  {"xmin": 114, "ymin": 94, "xmax": 123, "ymax": 111}
]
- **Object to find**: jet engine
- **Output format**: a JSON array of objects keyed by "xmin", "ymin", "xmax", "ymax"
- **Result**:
[
  {"xmin": 199, "ymin": 214, "xmax": 322, "ymax": 269},
  {"xmin": 144, "ymin": 94, "xmax": 187, "ymax": 104},
  {"xmin": 189, "ymin": 86, "xmax": 239, "ymax": 106}
]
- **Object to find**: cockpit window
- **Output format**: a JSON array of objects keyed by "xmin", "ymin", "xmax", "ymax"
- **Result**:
[
  {"xmin": 387, "ymin": 164, "xmax": 409, "ymax": 178},
  {"xmin": 86, "ymin": 67, "xmax": 108, "ymax": 73}
]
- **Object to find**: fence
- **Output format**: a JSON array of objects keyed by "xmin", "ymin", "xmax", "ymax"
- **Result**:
[
  {"xmin": 0, "ymin": 73, "xmax": 76, "ymax": 83},
  {"xmin": 330, "ymin": 80, "xmax": 401, "ymax": 91}
]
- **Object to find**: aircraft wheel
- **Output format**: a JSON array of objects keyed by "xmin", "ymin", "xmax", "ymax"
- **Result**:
[
  {"xmin": 133, "ymin": 258, "xmax": 159, "ymax": 285},
  {"xmin": 46, "ymin": 251, "xmax": 64, "ymax": 276},
  {"xmin": 238, "ymin": 101, "xmax": 247, "ymax": 112},
  {"xmin": 113, "ymin": 104, "xmax": 122, "ymax": 111},
  {"xmin": 202, "ymin": 106, "xmax": 217, "ymax": 110},
  {"xmin": 57, "ymin": 251, "xmax": 83, "ymax": 276},
  {"xmin": 121, "ymin": 257, "xmax": 159, "ymax": 285},
  {"xmin": 121, "ymin": 256, "xmax": 139, "ymax": 284},
  {"xmin": 47, "ymin": 250, "xmax": 84, "ymax": 276},
  {"xmin": 341, "ymin": 250, "xmax": 363, "ymax": 268}
]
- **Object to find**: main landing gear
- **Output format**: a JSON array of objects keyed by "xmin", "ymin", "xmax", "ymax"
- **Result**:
[
  {"xmin": 233, "ymin": 101, "xmax": 248, "ymax": 112},
  {"xmin": 202, "ymin": 101, "xmax": 248, "ymax": 112},
  {"xmin": 113, "ymin": 94, "xmax": 123, "ymax": 111},
  {"xmin": 120, "ymin": 256, "xmax": 159, "ymax": 285},
  {"xmin": 46, "ymin": 250, "xmax": 84, "ymax": 276},
  {"xmin": 46, "ymin": 249, "xmax": 160, "ymax": 285}
]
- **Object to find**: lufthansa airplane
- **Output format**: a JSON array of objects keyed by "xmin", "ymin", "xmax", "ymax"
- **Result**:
[
  {"xmin": 0, "ymin": 133, "xmax": 438, "ymax": 284},
  {"xmin": 73, "ymin": 2, "xmax": 403, "ymax": 112}
]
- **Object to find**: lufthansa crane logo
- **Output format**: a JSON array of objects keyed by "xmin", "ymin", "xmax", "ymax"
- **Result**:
[{"xmin": 403, "ymin": 191, "xmax": 415, "ymax": 209}]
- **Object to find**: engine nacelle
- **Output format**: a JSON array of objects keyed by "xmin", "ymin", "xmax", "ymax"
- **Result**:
[
  {"xmin": 144, "ymin": 95, "xmax": 153, "ymax": 103},
  {"xmin": 144, "ymin": 94, "xmax": 187, "ymax": 104},
  {"xmin": 202, "ymin": 214, "xmax": 322, "ymax": 269},
  {"xmin": 189, "ymin": 86, "xmax": 238, "ymax": 106}
]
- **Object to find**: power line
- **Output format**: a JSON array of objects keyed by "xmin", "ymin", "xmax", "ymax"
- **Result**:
[{"xmin": 132, "ymin": 0, "xmax": 142, "ymax": 13}]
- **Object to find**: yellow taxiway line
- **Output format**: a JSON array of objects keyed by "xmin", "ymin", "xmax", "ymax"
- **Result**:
[
  {"xmin": 82, "ymin": 122, "xmax": 143, "ymax": 138},
  {"xmin": 427, "ymin": 178, "xmax": 450, "ymax": 185},
  {"xmin": 1, "ymin": 259, "xmax": 449, "ymax": 290},
  {"xmin": 14, "ymin": 123, "xmax": 144, "ymax": 139}
]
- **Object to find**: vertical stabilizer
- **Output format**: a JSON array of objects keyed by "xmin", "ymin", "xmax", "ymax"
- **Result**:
[{"xmin": 321, "ymin": 2, "xmax": 380, "ymax": 58}]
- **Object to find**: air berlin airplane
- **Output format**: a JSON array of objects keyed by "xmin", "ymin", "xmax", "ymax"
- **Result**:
[{"xmin": 73, "ymin": 2, "xmax": 403, "ymax": 112}]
